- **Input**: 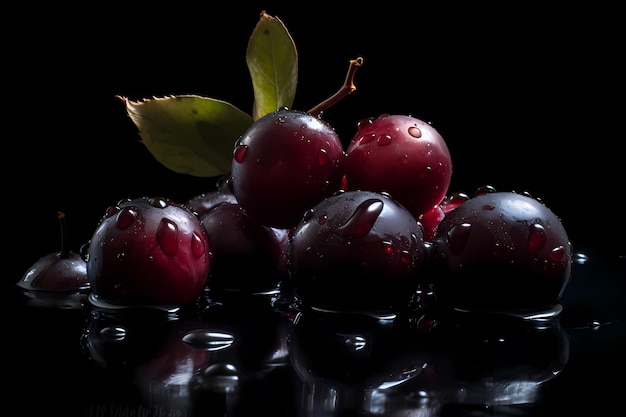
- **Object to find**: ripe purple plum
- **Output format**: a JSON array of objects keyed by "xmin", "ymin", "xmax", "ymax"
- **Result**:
[{"xmin": 86, "ymin": 196, "xmax": 211, "ymax": 307}]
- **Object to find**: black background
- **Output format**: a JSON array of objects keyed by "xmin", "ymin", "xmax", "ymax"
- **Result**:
[{"xmin": 7, "ymin": 3, "xmax": 624, "ymax": 285}]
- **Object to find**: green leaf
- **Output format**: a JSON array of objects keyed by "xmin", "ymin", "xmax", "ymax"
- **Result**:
[
  {"xmin": 120, "ymin": 95, "xmax": 254, "ymax": 177},
  {"xmin": 246, "ymin": 11, "xmax": 298, "ymax": 120}
]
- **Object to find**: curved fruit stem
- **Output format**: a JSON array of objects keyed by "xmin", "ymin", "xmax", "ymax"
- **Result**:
[
  {"xmin": 57, "ymin": 211, "xmax": 70, "ymax": 259},
  {"xmin": 308, "ymin": 57, "xmax": 364, "ymax": 117}
]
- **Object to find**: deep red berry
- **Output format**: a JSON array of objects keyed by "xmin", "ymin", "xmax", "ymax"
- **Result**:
[
  {"xmin": 431, "ymin": 191, "xmax": 573, "ymax": 311},
  {"xmin": 86, "ymin": 196, "xmax": 211, "ymax": 307},
  {"xmin": 344, "ymin": 114, "xmax": 453, "ymax": 220},
  {"xmin": 230, "ymin": 108, "xmax": 346, "ymax": 229},
  {"xmin": 289, "ymin": 189, "xmax": 426, "ymax": 312}
]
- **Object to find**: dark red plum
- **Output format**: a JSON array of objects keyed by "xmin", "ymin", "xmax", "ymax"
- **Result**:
[
  {"xmin": 431, "ymin": 191, "xmax": 573, "ymax": 311},
  {"xmin": 198, "ymin": 202, "xmax": 289, "ymax": 297},
  {"xmin": 344, "ymin": 114, "xmax": 452, "ymax": 220},
  {"xmin": 86, "ymin": 197, "xmax": 211, "ymax": 307},
  {"xmin": 289, "ymin": 190, "xmax": 426, "ymax": 312},
  {"xmin": 230, "ymin": 107, "xmax": 346, "ymax": 229}
]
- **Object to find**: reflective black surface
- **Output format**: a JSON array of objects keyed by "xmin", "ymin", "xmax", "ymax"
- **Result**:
[{"xmin": 6, "ymin": 250, "xmax": 625, "ymax": 417}]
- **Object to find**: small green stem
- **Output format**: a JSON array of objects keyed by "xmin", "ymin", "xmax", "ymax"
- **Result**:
[{"xmin": 308, "ymin": 57, "xmax": 364, "ymax": 117}]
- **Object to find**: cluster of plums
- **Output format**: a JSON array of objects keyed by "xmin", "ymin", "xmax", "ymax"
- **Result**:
[{"xmin": 19, "ymin": 108, "xmax": 574, "ymax": 314}]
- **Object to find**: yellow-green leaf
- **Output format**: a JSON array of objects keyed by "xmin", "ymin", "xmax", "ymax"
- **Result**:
[
  {"xmin": 246, "ymin": 11, "xmax": 298, "ymax": 120},
  {"xmin": 120, "ymin": 95, "xmax": 254, "ymax": 177}
]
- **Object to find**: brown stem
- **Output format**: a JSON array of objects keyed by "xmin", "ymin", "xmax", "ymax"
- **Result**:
[
  {"xmin": 308, "ymin": 57, "xmax": 364, "ymax": 117},
  {"xmin": 57, "ymin": 211, "xmax": 69, "ymax": 259}
]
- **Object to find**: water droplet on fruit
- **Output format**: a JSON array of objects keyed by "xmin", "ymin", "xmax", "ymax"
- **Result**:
[
  {"xmin": 482, "ymin": 204, "xmax": 496, "ymax": 211},
  {"xmin": 182, "ymin": 329, "xmax": 235, "ymax": 351},
  {"xmin": 104, "ymin": 205, "xmax": 119, "ymax": 219},
  {"xmin": 191, "ymin": 231, "xmax": 205, "ymax": 258},
  {"xmin": 317, "ymin": 214, "xmax": 328, "ymax": 225},
  {"xmin": 400, "ymin": 250, "xmax": 412, "ymax": 265},
  {"xmin": 360, "ymin": 133, "xmax": 376, "ymax": 144},
  {"xmin": 233, "ymin": 144, "xmax": 247, "ymax": 163},
  {"xmin": 382, "ymin": 240, "xmax": 393, "ymax": 255},
  {"xmin": 475, "ymin": 185, "xmax": 497, "ymax": 195},
  {"xmin": 337, "ymin": 198, "xmax": 384, "ymax": 239},
  {"xmin": 549, "ymin": 245, "xmax": 566, "ymax": 263},
  {"xmin": 115, "ymin": 208, "xmax": 137, "ymax": 229},
  {"xmin": 528, "ymin": 223, "xmax": 547, "ymax": 251},
  {"xmin": 447, "ymin": 222, "xmax": 471, "ymax": 255},
  {"xmin": 443, "ymin": 192, "xmax": 471, "ymax": 212},
  {"xmin": 318, "ymin": 148, "xmax": 329, "ymax": 165},
  {"xmin": 100, "ymin": 325, "xmax": 127, "ymax": 340},
  {"xmin": 377, "ymin": 134, "xmax": 392, "ymax": 146},
  {"xmin": 356, "ymin": 117, "xmax": 374, "ymax": 131},
  {"xmin": 148, "ymin": 197, "xmax": 168, "ymax": 208},
  {"xmin": 408, "ymin": 126, "xmax": 422, "ymax": 138},
  {"xmin": 420, "ymin": 166, "xmax": 433, "ymax": 179},
  {"xmin": 157, "ymin": 218, "xmax": 179, "ymax": 256},
  {"xmin": 303, "ymin": 208, "xmax": 314, "ymax": 222}
]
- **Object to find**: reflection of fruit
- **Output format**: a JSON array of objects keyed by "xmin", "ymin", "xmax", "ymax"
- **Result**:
[
  {"xmin": 344, "ymin": 114, "xmax": 453, "ymax": 220},
  {"xmin": 17, "ymin": 211, "xmax": 88, "ymax": 292},
  {"xmin": 290, "ymin": 310, "xmax": 430, "ymax": 385},
  {"xmin": 230, "ymin": 107, "xmax": 346, "ymax": 229},
  {"xmin": 86, "ymin": 196, "xmax": 211, "ymax": 307},
  {"xmin": 425, "ymin": 307, "xmax": 570, "ymax": 406},
  {"xmin": 432, "ymin": 191, "xmax": 573, "ymax": 311},
  {"xmin": 289, "ymin": 190, "xmax": 426, "ymax": 312}
]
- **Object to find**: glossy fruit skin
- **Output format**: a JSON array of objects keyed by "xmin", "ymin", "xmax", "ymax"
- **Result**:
[
  {"xmin": 230, "ymin": 107, "xmax": 346, "ymax": 229},
  {"xmin": 344, "ymin": 114, "xmax": 453, "ymax": 219},
  {"xmin": 198, "ymin": 201, "xmax": 290, "ymax": 296},
  {"xmin": 289, "ymin": 190, "xmax": 426, "ymax": 312},
  {"xmin": 431, "ymin": 191, "xmax": 573, "ymax": 311},
  {"xmin": 86, "ymin": 197, "xmax": 211, "ymax": 307},
  {"xmin": 187, "ymin": 178, "xmax": 237, "ymax": 217},
  {"xmin": 17, "ymin": 251, "xmax": 88, "ymax": 292}
]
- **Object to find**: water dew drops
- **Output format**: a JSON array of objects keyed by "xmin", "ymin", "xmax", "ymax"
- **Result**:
[
  {"xmin": 233, "ymin": 144, "xmax": 247, "ymax": 163},
  {"xmin": 377, "ymin": 134, "xmax": 392, "ymax": 146},
  {"xmin": 337, "ymin": 198, "xmax": 384, "ymax": 239},
  {"xmin": 303, "ymin": 208, "xmax": 315, "ymax": 222},
  {"xmin": 157, "ymin": 218, "xmax": 179, "ymax": 256},
  {"xmin": 528, "ymin": 223, "xmax": 547, "ymax": 251},
  {"xmin": 104, "ymin": 205, "xmax": 120, "ymax": 219},
  {"xmin": 191, "ymin": 231, "xmax": 205, "ymax": 258},
  {"xmin": 147, "ymin": 197, "xmax": 168, "ymax": 209},
  {"xmin": 116, "ymin": 208, "xmax": 137, "ymax": 229},
  {"xmin": 356, "ymin": 117, "xmax": 373, "ymax": 131},
  {"xmin": 549, "ymin": 245, "xmax": 566, "ymax": 263},
  {"xmin": 382, "ymin": 240, "xmax": 393, "ymax": 255},
  {"xmin": 318, "ymin": 148, "xmax": 329, "ymax": 165},
  {"xmin": 408, "ymin": 126, "xmax": 422, "ymax": 138},
  {"xmin": 100, "ymin": 325, "xmax": 127, "ymax": 340},
  {"xmin": 400, "ymin": 250, "xmax": 412, "ymax": 265},
  {"xmin": 182, "ymin": 329, "xmax": 235, "ymax": 351},
  {"xmin": 360, "ymin": 133, "xmax": 376, "ymax": 145}
]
